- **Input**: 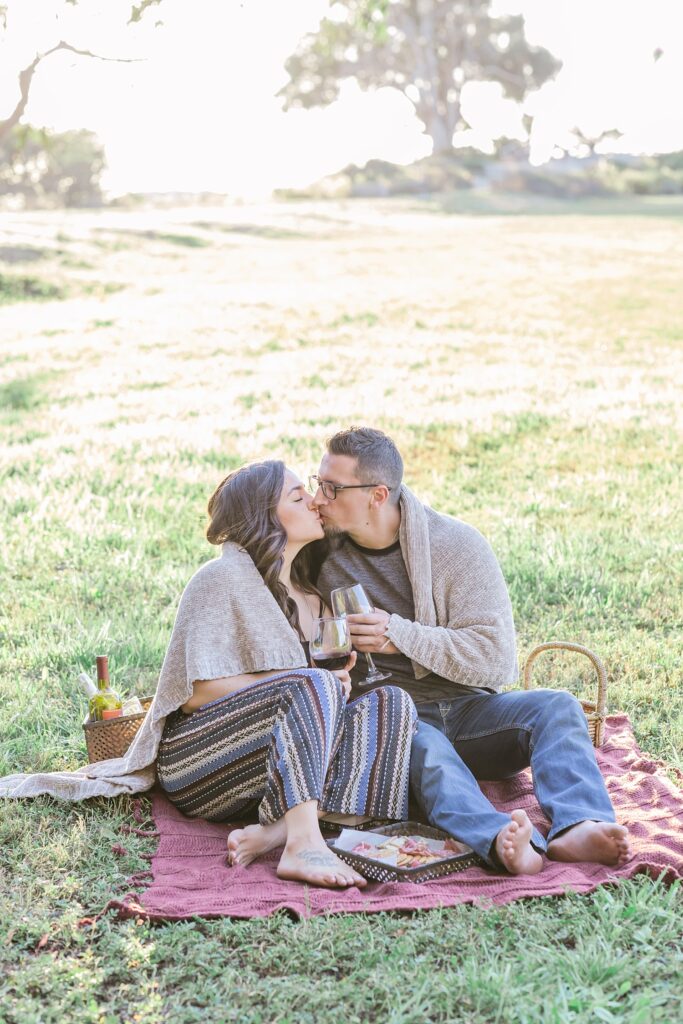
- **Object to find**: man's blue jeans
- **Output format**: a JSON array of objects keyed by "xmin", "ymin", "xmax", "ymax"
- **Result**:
[{"xmin": 410, "ymin": 688, "xmax": 616, "ymax": 866}]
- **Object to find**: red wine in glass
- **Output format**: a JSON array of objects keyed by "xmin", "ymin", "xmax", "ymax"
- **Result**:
[
  {"xmin": 311, "ymin": 652, "xmax": 353, "ymax": 671},
  {"xmin": 309, "ymin": 616, "xmax": 352, "ymax": 674}
]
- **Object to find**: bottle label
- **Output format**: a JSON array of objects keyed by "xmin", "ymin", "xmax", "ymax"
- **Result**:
[{"xmin": 101, "ymin": 708, "xmax": 123, "ymax": 720}]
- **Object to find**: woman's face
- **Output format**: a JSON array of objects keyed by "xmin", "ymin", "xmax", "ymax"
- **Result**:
[{"xmin": 276, "ymin": 469, "xmax": 324, "ymax": 545}]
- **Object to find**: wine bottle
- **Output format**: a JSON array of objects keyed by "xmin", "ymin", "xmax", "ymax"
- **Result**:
[{"xmin": 88, "ymin": 656, "xmax": 123, "ymax": 721}]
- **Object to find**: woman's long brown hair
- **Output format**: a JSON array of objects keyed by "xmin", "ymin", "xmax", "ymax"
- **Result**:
[{"xmin": 206, "ymin": 460, "xmax": 321, "ymax": 638}]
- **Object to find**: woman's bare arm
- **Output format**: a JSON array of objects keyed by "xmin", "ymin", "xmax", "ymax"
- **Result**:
[{"xmin": 182, "ymin": 671, "xmax": 275, "ymax": 713}]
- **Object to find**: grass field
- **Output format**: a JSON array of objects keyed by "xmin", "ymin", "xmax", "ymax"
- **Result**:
[{"xmin": 1, "ymin": 193, "xmax": 682, "ymax": 1023}]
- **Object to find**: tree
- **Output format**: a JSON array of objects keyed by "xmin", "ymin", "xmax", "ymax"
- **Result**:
[
  {"xmin": 570, "ymin": 126, "xmax": 623, "ymax": 158},
  {"xmin": 0, "ymin": 125, "xmax": 106, "ymax": 206},
  {"xmin": 0, "ymin": 0, "xmax": 163, "ymax": 143},
  {"xmin": 280, "ymin": 0, "xmax": 561, "ymax": 154}
]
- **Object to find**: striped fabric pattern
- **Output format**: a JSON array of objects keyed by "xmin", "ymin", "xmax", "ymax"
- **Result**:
[{"xmin": 156, "ymin": 669, "xmax": 416, "ymax": 824}]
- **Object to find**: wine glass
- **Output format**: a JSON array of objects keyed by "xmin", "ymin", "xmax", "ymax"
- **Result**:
[
  {"xmin": 309, "ymin": 616, "xmax": 353, "ymax": 672},
  {"xmin": 330, "ymin": 584, "xmax": 391, "ymax": 686}
]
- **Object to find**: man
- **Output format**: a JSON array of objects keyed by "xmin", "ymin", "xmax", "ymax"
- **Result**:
[{"xmin": 311, "ymin": 427, "xmax": 631, "ymax": 875}]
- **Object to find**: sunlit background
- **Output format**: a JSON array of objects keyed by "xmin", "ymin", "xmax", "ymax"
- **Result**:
[{"xmin": 1, "ymin": 0, "xmax": 682, "ymax": 197}]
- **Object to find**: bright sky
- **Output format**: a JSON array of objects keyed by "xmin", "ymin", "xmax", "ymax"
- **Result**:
[{"xmin": 1, "ymin": 0, "xmax": 682, "ymax": 197}]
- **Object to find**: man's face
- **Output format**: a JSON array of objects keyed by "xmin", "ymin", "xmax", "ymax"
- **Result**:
[{"xmin": 313, "ymin": 453, "xmax": 371, "ymax": 537}]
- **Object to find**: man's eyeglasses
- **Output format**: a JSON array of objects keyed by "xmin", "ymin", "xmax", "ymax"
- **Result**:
[{"xmin": 308, "ymin": 475, "xmax": 392, "ymax": 501}]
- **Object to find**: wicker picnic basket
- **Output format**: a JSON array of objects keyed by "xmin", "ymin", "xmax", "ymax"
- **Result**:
[
  {"xmin": 523, "ymin": 641, "xmax": 607, "ymax": 747},
  {"xmin": 82, "ymin": 696, "xmax": 154, "ymax": 763},
  {"xmin": 327, "ymin": 822, "xmax": 482, "ymax": 884}
]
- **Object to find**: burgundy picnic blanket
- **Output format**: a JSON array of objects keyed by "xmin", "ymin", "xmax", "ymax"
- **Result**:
[{"xmin": 112, "ymin": 714, "xmax": 683, "ymax": 920}]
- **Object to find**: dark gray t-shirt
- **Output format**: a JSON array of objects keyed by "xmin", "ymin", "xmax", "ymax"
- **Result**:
[{"xmin": 317, "ymin": 536, "xmax": 488, "ymax": 704}]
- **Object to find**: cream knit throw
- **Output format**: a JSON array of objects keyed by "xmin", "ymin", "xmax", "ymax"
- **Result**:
[
  {"xmin": 390, "ymin": 486, "xmax": 518, "ymax": 688},
  {"xmin": 0, "ymin": 544, "xmax": 307, "ymax": 800}
]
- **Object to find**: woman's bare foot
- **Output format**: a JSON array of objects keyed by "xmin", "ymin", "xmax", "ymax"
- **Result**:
[
  {"xmin": 495, "ymin": 810, "xmax": 544, "ymax": 875},
  {"xmin": 227, "ymin": 818, "xmax": 287, "ymax": 867},
  {"xmin": 547, "ymin": 821, "xmax": 631, "ymax": 867},
  {"xmin": 277, "ymin": 836, "xmax": 367, "ymax": 889}
]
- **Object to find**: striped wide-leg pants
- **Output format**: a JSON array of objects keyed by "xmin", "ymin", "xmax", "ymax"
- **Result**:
[{"xmin": 156, "ymin": 669, "xmax": 417, "ymax": 823}]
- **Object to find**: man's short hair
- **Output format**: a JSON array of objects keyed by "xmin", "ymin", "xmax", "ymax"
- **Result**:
[{"xmin": 326, "ymin": 427, "xmax": 403, "ymax": 504}]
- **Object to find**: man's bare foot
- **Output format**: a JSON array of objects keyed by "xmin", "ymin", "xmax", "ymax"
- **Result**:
[
  {"xmin": 495, "ymin": 810, "xmax": 544, "ymax": 875},
  {"xmin": 277, "ymin": 836, "xmax": 367, "ymax": 889},
  {"xmin": 227, "ymin": 819, "xmax": 287, "ymax": 867},
  {"xmin": 547, "ymin": 820, "xmax": 631, "ymax": 867}
]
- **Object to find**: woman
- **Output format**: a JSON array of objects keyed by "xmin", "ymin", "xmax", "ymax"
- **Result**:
[{"xmin": 155, "ymin": 460, "xmax": 417, "ymax": 889}]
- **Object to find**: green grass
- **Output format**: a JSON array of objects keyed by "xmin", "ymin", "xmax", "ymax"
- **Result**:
[
  {"xmin": 0, "ymin": 375, "xmax": 44, "ymax": 411},
  {"xmin": 153, "ymin": 232, "xmax": 209, "ymax": 248},
  {"xmin": 0, "ymin": 197, "xmax": 682, "ymax": 1022},
  {"xmin": 0, "ymin": 272, "xmax": 65, "ymax": 304},
  {"xmin": 418, "ymin": 191, "xmax": 683, "ymax": 218}
]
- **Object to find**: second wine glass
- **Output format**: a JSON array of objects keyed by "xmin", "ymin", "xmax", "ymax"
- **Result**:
[{"xmin": 330, "ymin": 584, "xmax": 391, "ymax": 685}]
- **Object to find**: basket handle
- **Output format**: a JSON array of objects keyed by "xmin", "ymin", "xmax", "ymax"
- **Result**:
[{"xmin": 522, "ymin": 641, "xmax": 607, "ymax": 719}]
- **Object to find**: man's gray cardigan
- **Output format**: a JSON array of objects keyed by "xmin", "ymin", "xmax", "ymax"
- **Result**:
[{"xmin": 385, "ymin": 485, "xmax": 518, "ymax": 691}]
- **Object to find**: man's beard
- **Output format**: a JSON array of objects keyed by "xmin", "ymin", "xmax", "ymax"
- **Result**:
[{"xmin": 321, "ymin": 520, "xmax": 346, "ymax": 542}]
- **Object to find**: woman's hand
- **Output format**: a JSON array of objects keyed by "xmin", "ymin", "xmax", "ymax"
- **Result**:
[{"xmin": 331, "ymin": 652, "xmax": 357, "ymax": 700}]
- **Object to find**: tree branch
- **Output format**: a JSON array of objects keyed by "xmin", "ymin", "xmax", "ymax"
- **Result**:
[{"xmin": 0, "ymin": 40, "xmax": 142, "ymax": 142}]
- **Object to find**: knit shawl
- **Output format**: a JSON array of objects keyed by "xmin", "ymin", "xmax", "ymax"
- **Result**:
[
  {"xmin": 388, "ymin": 485, "xmax": 518, "ymax": 689},
  {"xmin": 0, "ymin": 544, "xmax": 307, "ymax": 801}
]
